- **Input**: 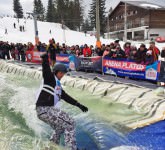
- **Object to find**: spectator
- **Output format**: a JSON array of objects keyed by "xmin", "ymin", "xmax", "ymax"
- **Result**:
[
  {"xmin": 83, "ymin": 44, "xmax": 92, "ymax": 57},
  {"xmin": 14, "ymin": 47, "xmax": 20, "ymax": 60},
  {"xmin": 145, "ymin": 50, "xmax": 154, "ymax": 65},
  {"xmin": 47, "ymin": 39, "xmax": 57, "ymax": 67},
  {"xmin": 161, "ymin": 47, "xmax": 165, "ymax": 61},
  {"xmin": 56, "ymin": 42, "xmax": 61, "ymax": 54},
  {"xmin": 103, "ymin": 45, "xmax": 110, "ymax": 57},
  {"xmin": 75, "ymin": 45, "xmax": 80, "ymax": 57},
  {"xmin": 148, "ymin": 41, "xmax": 160, "ymax": 61},
  {"xmin": 128, "ymin": 45, "xmax": 137, "ymax": 60},
  {"xmin": 112, "ymin": 45, "xmax": 125, "ymax": 59},
  {"xmin": 40, "ymin": 43, "xmax": 47, "ymax": 52},
  {"xmin": 20, "ymin": 44, "xmax": 27, "ymax": 62},
  {"xmin": 27, "ymin": 42, "xmax": 34, "ymax": 51},
  {"xmin": 37, "ymin": 41, "xmax": 42, "ymax": 51},
  {"xmin": 114, "ymin": 39, "xmax": 120, "ymax": 48},
  {"xmin": 135, "ymin": 44, "xmax": 147, "ymax": 64},
  {"xmin": 124, "ymin": 42, "xmax": 131, "ymax": 58}
]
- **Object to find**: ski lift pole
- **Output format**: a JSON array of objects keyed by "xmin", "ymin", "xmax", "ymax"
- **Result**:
[
  {"xmin": 34, "ymin": 14, "xmax": 39, "ymax": 45},
  {"xmin": 96, "ymin": 0, "xmax": 101, "ymax": 48},
  {"xmin": 26, "ymin": 12, "xmax": 39, "ymax": 45},
  {"xmin": 62, "ymin": 20, "xmax": 66, "ymax": 44}
]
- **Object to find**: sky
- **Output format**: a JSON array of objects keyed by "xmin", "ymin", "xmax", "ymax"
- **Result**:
[{"xmin": 0, "ymin": 0, "xmax": 119, "ymax": 17}]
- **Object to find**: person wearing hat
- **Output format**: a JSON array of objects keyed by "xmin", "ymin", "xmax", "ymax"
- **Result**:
[
  {"xmin": 112, "ymin": 45, "xmax": 125, "ymax": 59},
  {"xmin": 114, "ymin": 39, "xmax": 120, "ymax": 48},
  {"xmin": 36, "ymin": 53, "xmax": 88, "ymax": 150},
  {"xmin": 135, "ymin": 44, "xmax": 147, "ymax": 64},
  {"xmin": 145, "ymin": 50, "xmax": 154, "ymax": 65}
]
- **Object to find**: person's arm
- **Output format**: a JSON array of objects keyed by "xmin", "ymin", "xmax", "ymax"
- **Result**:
[
  {"xmin": 61, "ymin": 89, "xmax": 88, "ymax": 112},
  {"xmin": 40, "ymin": 53, "xmax": 53, "ymax": 82}
]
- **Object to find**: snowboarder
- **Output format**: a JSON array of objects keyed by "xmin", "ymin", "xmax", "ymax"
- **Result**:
[{"xmin": 36, "ymin": 53, "xmax": 88, "ymax": 150}]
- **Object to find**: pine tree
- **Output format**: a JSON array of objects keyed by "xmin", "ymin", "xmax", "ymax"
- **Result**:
[
  {"xmin": 46, "ymin": 0, "xmax": 84, "ymax": 30},
  {"xmin": 88, "ymin": 0, "xmax": 106, "ymax": 35},
  {"xmin": 33, "ymin": 0, "xmax": 45, "ymax": 21},
  {"xmin": 82, "ymin": 18, "xmax": 93, "ymax": 32},
  {"xmin": 73, "ymin": 0, "xmax": 84, "ymax": 31},
  {"xmin": 13, "ymin": 0, "xmax": 24, "ymax": 18},
  {"xmin": 46, "ymin": 0, "xmax": 55, "ymax": 22}
]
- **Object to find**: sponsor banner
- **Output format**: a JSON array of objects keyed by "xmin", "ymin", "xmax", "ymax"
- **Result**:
[
  {"xmin": 26, "ymin": 52, "xmax": 78, "ymax": 70},
  {"xmin": 56, "ymin": 54, "xmax": 70, "ymax": 69},
  {"xmin": 103, "ymin": 58, "xmax": 160, "ymax": 81},
  {"xmin": 159, "ymin": 61, "xmax": 165, "ymax": 82},
  {"xmin": 56, "ymin": 54, "xmax": 78, "ymax": 70},
  {"xmin": 56, "ymin": 54, "xmax": 69, "ymax": 63},
  {"xmin": 26, "ymin": 51, "xmax": 44, "ymax": 63},
  {"xmin": 78, "ymin": 56, "xmax": 102, "ymax": 72}
]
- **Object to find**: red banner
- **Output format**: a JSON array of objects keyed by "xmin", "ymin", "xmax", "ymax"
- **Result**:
[
  {"xmin": 103, "ymin": 59, "xmax": 146, "ymax": 71},
  {"xmin": 56, "ymin": 56, "xmax": 69, "ymax": 62},
  {"xmin": 26, "ymin": 51, "xmax": 44, "ymax": 63}
]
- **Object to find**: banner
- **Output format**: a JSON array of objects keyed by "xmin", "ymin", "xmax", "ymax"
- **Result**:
[
  {"xmin": 78, "ymin": 56, "xmax": 102, "ymax": 72},
  {"xmin": 56, "ymin": 54, "xmax": 80, "ymax": 71},
  {"xmin": 26, "ymin": 52, "xmax": 78, "ymax": 70},
  {"xmin": 159, "ymin": 61, "xmax": 165, "ymax": 82},
  {"xmin": 103, "ymin": 58, "xmax": 160, "ymax": 81}
]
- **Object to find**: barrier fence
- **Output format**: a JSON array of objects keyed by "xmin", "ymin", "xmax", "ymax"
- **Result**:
[{"xmin": 25, "ymin": 51, "xmax": 164, "ymax": 82}]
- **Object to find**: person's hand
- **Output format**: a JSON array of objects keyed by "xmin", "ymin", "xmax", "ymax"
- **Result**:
[
  {"xmin": 77, "ymin": 103, "xmax": 88, "ymax": 112},
  {"xmin": 40, "ymin": 52, "xmax": 48, "ymax": 59}
]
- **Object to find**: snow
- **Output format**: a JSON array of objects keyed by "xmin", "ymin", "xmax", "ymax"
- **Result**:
[
  {"xmin": 0, "ymin": 16, "xmax": 164, "ymax": 51},
  {"xmin": 0, "ymin": 17, "xmax": 111, "ymax": 46}
]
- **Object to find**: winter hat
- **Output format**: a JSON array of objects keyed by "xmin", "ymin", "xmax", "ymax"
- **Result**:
[{"xmin": 146, "ymin": 50, "xmax": 152, "ymax": 55}]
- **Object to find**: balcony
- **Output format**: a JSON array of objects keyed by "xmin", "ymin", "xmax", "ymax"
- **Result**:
[{"xmin": 110, "ymin": 21, "xmax": 149, "ymax": 32}]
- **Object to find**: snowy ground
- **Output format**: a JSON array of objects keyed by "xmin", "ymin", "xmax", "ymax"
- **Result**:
[
  {"xmin": 0, "ymin": 16, "xmax": 164, "ymax": 51},
  {"xmin": 0, "ymin": 17, "xmax": 111, "ymax": 46}
]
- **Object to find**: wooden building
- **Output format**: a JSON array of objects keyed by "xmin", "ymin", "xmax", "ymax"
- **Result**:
[{"xmin": 105, "ymin": 0, "xmax": 165, "ymax": 40}]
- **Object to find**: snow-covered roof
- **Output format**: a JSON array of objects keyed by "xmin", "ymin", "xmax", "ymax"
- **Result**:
[
  {"xmin": 108, "ymin": 0, "xmax": 165, "ymax": 17},
  {"xmin": 123, "ymin": 0, "xmax": 165, "ymax": 9}
]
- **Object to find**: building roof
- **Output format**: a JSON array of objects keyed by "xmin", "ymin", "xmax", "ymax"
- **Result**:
[
  {"xmin": 108, "ymin": 0, "xmax": 165, "ymax": 17},
  {"xmin": 123, "ymin": 0, "xmax": 165, "ymax": 9}
]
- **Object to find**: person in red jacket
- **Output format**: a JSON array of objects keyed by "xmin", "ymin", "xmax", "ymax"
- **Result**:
[
  {"xmin": 83, "ymin": 44, "xmax": 92, "ymax": 57},
  {"xmin": 148, "ymin": 41, "xmax": 160, "ymax": 61}
]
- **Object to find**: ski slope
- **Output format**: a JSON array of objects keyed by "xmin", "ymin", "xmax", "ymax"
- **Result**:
[
  {"xmin": 0, "ymin": 16, "xmax": 164, "ymax": 51},
  {"xmin": 0, "ymin": 16, "xmax": 110, "ymax": 46}
]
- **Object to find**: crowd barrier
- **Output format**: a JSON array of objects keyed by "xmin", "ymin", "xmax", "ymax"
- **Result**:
[
  {"xmin": 25, "ymin": 51, "xmax": 164, "ymax": 82},
  {"xmin": 103, "ymin": 57, "xmax": 160, "ymax": 81},
  {"xmin": 26, "ymin": 51, "xmax": 78, "ymax": 71}
]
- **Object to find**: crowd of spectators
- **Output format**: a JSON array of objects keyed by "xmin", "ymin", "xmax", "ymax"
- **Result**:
[{"xmin": 0, "ymin": 39, "xmax": 164, "ymax": 66}]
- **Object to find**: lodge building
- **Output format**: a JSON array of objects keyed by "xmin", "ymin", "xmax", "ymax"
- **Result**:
[{"xmin": 105, "ymin": 0, "xmax": 165, "ymax": 40}]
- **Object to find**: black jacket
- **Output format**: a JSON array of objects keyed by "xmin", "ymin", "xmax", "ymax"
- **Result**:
[{"xmin": 36, "ymin": 54, "xmax": 79, "ymax": 107}]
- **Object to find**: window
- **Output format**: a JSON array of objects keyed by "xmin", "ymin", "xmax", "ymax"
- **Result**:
[
  {"xmin": 116, "ymin": 24, "xmax": 118, "ymax": 30},
  {"xmin": 141, "ymin": 18, "xmax": 145, "ymax": 26},
  {"xmin": 133, "ymin": 10, "xmax": 138, "ymax": 15},
  {"xmin": 127, "ymin": 21, "xmax": 133, "ymax": 28},
  {"xmin": 150, "ymin": 34, "xmax": 159, "ymax": 37}
]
